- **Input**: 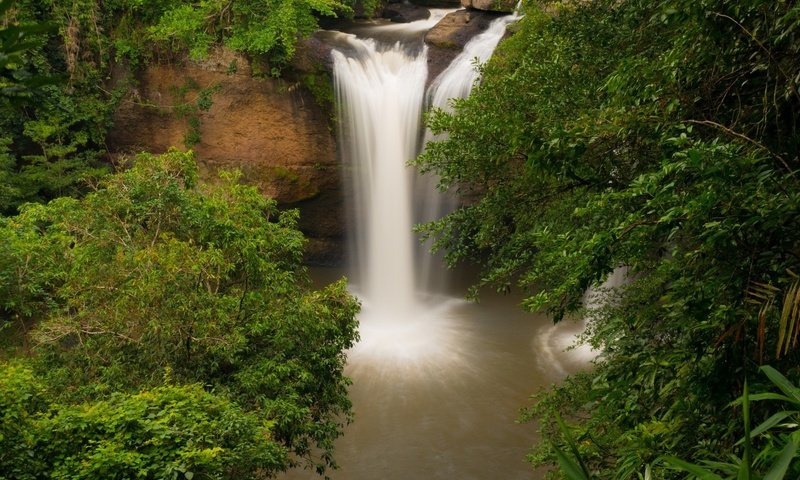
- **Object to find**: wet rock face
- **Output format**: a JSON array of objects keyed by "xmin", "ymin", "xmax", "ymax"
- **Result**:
[
  {"xmin": 424, "ymin": 9, "xmax": 507, "ymax": 84},
  {"xmin": 293, "ymin": 33, "xmax": 336, "ymax": 71},
  {"xmin": 381, "ymin": 1, "xmax": 431, "ymax": 22},
  {"xmin": 460, "ymin": 0, "xmax": 515, "ymax": 12},
  {"xmin": 410, "ymin": 0, "xmax": 461, "ymax": 6},
  {"xmin": 107, "ymin": 48, "xmax": 344, "ymax": 265}
]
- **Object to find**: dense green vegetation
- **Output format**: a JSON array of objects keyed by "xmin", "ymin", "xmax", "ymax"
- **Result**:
[
  {"xmin": 418, "ymin": 0, "xmax": 800, "ymax": 477},
  {"xmin": 1, "ymin": 364, "xmax": 286, "ymax": 480},
  {"xmin": 1, "ymin": 0, "xmax": 368, "ymax": 475},
  {"xmin": 0, "ymin": 0, "xmax": 371, "ymax": 216},
  {"xmin": 0, "ymin": 150, "xmax": 360, "ymax": 477}
]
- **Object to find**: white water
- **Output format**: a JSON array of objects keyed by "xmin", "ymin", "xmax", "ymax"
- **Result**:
[
  {"xmin": 426, "ymin": 14, "xmax": 519, "ymax": 115},
  {"xmin": 333, "ymin": 38, "xmax": 428, "ymax": 320},
  {"xmin": 334, "ymin": 11, "xmax": 516, "ymax": 320},
  {"xmin": 332, "ymin": 12, "xmax": 520, "ymax": 369}
]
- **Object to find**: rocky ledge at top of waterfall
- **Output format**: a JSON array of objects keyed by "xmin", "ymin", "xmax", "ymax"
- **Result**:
[
  {"xmin": 459, "ymin": 0, "xmax": 516, "ymax": 13},
  {"xmin": 424, "ymin": 8, "xmax": 510, "ymax": 84},
  {"xmin": 297, "ymin": 6, "xmax": 512, "ymax": 85},
  {"xmin": 382, "ymin": 0, "xmax": 516, "ymax": 17}
]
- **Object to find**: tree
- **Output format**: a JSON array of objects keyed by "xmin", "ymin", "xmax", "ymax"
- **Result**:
[
  {"xmin": 416, "ymin": 0, "xmax": 800, "ymax": 477},
  {"xmin": 0, "ymin": 150, "xmax": 360, "ymax": 476},
  {"xmin": 0, "ymin": 363, "xmax": 287, "ymax": 480},
  {"xmin": 148, "ymin": 0, "xmax": 347, "ymax": 71},
  {"xmin": 0, "ymin": 0, "xmax": 113, "ymax": 215}
]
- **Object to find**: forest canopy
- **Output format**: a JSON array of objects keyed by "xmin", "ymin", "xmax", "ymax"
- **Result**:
[
  {"xmin": 417, "ymin": 0, "xmax": 800, "ymax": 477},
  {"xmin": 0, "ymin": 0, "xmax": 367, "ymax": 476}
]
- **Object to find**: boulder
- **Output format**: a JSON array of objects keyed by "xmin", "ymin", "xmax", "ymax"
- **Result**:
[
  {"xmin": 292, "ymin": 32, "xmax": 336, "ymax": 72},
  {"xmin": 424, "ymin": 9, "xmax": 507, "ymax": 84},
  {"xmin": 460, "ymin": 0, "xmax": 516, "ymax": 12},
  {"xmin": 412, "ymin": 0, "xmax": 461, "ymax": 6},
  {"xmin": 107, "ymin": 47, "xmax": 344, "ymax": 265},
  {"xmin": 381, "ymin": 1, "xmax": 431, "ymax": 23}
]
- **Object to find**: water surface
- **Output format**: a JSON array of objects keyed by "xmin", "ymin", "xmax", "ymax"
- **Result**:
[{"xmin": 283, "ymin": 267, "xmax": 592, "ymax": 480}]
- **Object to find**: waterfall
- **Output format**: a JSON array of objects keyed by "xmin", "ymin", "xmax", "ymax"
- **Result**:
[
  {"xmin": 333, "ymin": 39, "xmax": 428, "ymax": 319},
  {"xmin": 331, "ymin": 11, "xmax": 515, "ymax": 356},
  {"xmin": 415, "ymin": 14, "xmax": 519, "ymax": 291},
  {"xmin": 277, "ymin": 14, "xmax": 597, "ymax": 479}
]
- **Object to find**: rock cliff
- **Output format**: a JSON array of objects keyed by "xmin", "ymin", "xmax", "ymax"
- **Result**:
[
  {"xmin": 424, "ymin": 9, "xmax": 507, "ymax": 83},
  {"xmin": 459, "ymin": 0, "xmax": 515, "ymax": 13},
  {"xmin": 106, "ymin": 9, "xmax": 512, "ymax": 265},
  {"xmin": 107, "ymin": 48, "xmax": 344, "ymax": 265}
]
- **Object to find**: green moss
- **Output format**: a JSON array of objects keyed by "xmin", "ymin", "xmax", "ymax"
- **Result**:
[
  {"xmin": 431, "ymin": 39, "xmax": 459, "ymax": 50},
  {"xmin": 300, "ymin": 72, "xmax": 336, "ymax": 130},
  {"xmin": 271, "ymin": 166, "xmax": 299, "ymax": 183},
  {"xmin": 301, "ymin": 72, "xmax": 334, "ymax": 111},
  {"xmin": 169, "ymin": 80, "xmax": 223, "ymax": 148}
]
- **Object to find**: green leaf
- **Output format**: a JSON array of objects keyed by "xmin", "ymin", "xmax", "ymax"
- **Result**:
[
  {"xmin": 553, "ymin": 444, "xmax": 590, "ymax": 480},
  {"xmin": 763, "ymin": 438, "xmax": 798, "ymax": 480},
  {"xmin": 554, "ymin": 413, "xmax": 592, "ymax": 479},
  {"xmin": 741, "ymin": 393, "xmax": 795, "ymax": 404},
  {"xmin": 741, "ymin": 379, "xmax": 752, "ymax": 480},
  {"xmin": 761, "ymin": 366, "xmax": 800, "ymax": 405},
  {"xmin": 738, "ymin": 411, "xmax": 794, "ymax": 443},
  {"xmin": 661, "ymin": 456, "xmax": 725, "ymax": 480}
]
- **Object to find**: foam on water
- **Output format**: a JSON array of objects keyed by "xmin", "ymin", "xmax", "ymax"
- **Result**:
[{"xmin": 347, "ymin": 293, "xmax": 472, "ymax": 375}]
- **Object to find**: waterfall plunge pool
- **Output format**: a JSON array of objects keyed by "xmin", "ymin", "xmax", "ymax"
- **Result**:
[{"xmin": 278, "ymin": 267, "xmax": 594, "ymax": 480}]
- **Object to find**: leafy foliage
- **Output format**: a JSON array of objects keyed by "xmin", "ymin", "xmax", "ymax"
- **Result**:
[
  {"xmin": 1, "ymin": 0, "xmax": 365, "ymax": 472},
  {"xmin": 0, "ymin": 0, "xmax": 370, "ymax": 215},
  {"xmin": 170, "ymin": 80, "xmax": 223, "ymax": 147},
  {"xmin": 0, "ymin": 150, "xmax": 360, "ymax": 476},
  {"xmin": 417, "ymin": 0, "xmax": 800, "ymax": 477},
  {"xmin": 149, "ymin": 0, "xmax": 348, "ymax": 71},
  {"xmin": 0, "ymin": 0, "xmax": 57, "ymax": 102},
  {"xmin": 0, "ymin": 363, "xmax": 286, "ymax": 480},
  {"xmin": 0, "ymin": 0, "xmax": 116, "ymax": 214},
  {"xmin": 663, "ymin": 366, "xmax": 800, "ymax": 479}
]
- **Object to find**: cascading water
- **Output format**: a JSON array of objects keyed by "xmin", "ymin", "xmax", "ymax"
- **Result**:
[
  {"xmin": 415, "ymin": 13, "xmax": 522, "ymax": 289},
  {"xmin": 333, "ymin": 39, "xmax": 429, "ymax": 321},
  {"xmin": 426, "ymin": 14, "xmax": 519, "ymax": 115},
  {"xmin": 334, "ymin": 12, "xmax": 516, "ymax": 322}
]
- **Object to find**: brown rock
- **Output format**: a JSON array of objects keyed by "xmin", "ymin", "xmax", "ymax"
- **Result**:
[
  {"xmin": 107, "ymin": 47, "xmax": 344, "ymax": 265},
  {"xmin": 411, "ymin": 0, "xmax": 461, "ymax": 7},
  {"xmin": 381, "ymin": 2, "xmax": 431, "ymax": 23},
  {"xmin": 424, "ymin": 9, "xmax": 507, "ymax": 84},
  {"xmin": 292, "ymin": 32, "xmax": 336, "ymax": 72},
  {"xmin": 460, "ymin": 0, "xmax": 515, "ymax": 12}
]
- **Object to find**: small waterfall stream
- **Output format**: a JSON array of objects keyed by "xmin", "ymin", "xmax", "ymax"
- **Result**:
[
  {"xmin": 416, "ymin": 13, "xmax": 521, "ymax": 290},
  {"xmin": 426, "ymin": 14, "xmax": 519, "ymax": 114}
]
